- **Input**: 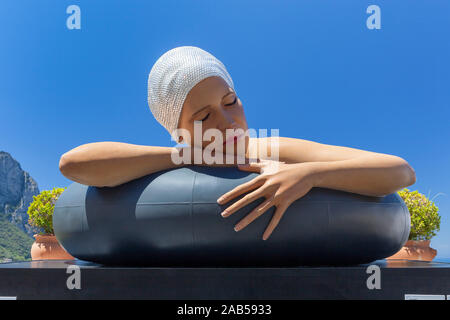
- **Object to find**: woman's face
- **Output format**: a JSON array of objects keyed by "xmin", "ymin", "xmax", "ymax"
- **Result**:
[{"xmin": 177, "ymin": 76, "xmax": 249, "ymax": 155}]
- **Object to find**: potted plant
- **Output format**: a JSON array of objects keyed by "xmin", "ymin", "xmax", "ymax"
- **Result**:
[
  {"xmin": 27, "ymin": 187, "xmax": 74, "ymax": 260},
  {"xmin": 387, "ymin": 188, "xmax": 441, "ymax": 261}
]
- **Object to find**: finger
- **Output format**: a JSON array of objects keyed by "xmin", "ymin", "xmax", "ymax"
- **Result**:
[
  {"xmin": 262, "ymin": 204, "xmax": 288, "ymax": 240},
  {"xmin": 221, "ymin": 186, "xmax": 268, "ymax": 218},
  {"xmin": 238, "ymin": 159, "xmax": 265, "ymax": 168},
  {"xmin": 237, "ymin": 163, "xmax": 262, "ymax": 173},
  {"xmin": 232, "ymin": 153, "xmax": 248, "ymax": 165},
  {"xmin": 234, "ymin": 198, "xmax": 274, "ymax": 231},
  {"xmin": 217, "ymin": 175, "xmax": 265, "ymax": 204},
  {"xmin": 236, "ymin": 159, "xmax": 267, "ymax": 172}
]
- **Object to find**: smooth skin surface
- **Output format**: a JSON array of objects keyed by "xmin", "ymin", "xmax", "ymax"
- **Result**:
[{"xmin": 60, "ymin": 76, "xmax": 416, "ymax": 240}]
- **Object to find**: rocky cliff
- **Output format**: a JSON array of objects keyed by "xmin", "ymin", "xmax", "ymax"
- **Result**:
[{"xmin": 0, "ymin": 151, "xmax": 40, "ymax": 237}]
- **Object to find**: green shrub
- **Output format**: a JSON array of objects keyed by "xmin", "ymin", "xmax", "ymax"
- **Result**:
[
  {"xmin": 27, "ymin": 187, "xmax": 66, "ymax": 235},
  {"xmin": 398, "ymin": 188, "xmax": 441, "ymax": 241}
]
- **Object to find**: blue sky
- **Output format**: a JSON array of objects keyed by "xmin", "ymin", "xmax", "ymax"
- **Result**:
[{"xmin": 1, "ymin": 0, "xmax": 449, "ymax": 258}]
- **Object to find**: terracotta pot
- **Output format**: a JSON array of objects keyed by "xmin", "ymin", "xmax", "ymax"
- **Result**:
[
  {"xmin": 30, "ymin": 234, "xmax": 75, "ymax": 260},
  {"xmin": 386, "ymin": 240, "xmax": 437, "ymax": 261}
]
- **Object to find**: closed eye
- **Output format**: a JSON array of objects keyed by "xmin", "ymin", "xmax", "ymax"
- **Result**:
[
  {"xmin": 200, "ymin": 113, "xmax": 210, "ymax": 122},
  {"xmin": 225, "ymin": 96, "xmax": 237, "ymax": 106},
  {"xmin": 199, "ymin": 97, "xmax": 236, "ymax": 121}
]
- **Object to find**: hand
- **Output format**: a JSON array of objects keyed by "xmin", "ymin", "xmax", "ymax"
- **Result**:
[
  {"xmin": 217, "ymin": 160, "xmax": 317, "ymax": 240},
  {"xmin": 180, "ymin": 145, "xmax": 256, "ymax": 167}
]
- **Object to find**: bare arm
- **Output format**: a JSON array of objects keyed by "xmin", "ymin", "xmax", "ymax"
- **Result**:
[
  {"xmin": 259, "ymin": 137, "xmax": 416, "ymax": 196},
  {"xmin": 59, "ymin": 142, "xmax": 186, "ymax": 187},
  {"xmin": 59, "ymin": 141, "xmax": 251, "ymax": 187},
  {"xmin": 308, "ymin": 156, "xmax": 415, "ymax": 196}
]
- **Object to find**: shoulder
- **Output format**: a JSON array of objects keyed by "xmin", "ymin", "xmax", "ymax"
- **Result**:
[
  {"xmin": 248, "ymin": 136, "xmax": 316, "ymax": 162},
  {"xmin": 250, "ymin": 136, "xmax": 370, "ymax": 163},
  {"xmin": 250, "ymin": 136, "xmax": 313, "ymax": 149},
  {"xmin": 249, "ymin": 137, "xmax": 342, "ymax": 163}
]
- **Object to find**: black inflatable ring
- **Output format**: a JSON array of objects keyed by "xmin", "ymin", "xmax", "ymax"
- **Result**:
[{"xmin": 53, "ymin": 166, "xmax": 410, "ymax": 266}]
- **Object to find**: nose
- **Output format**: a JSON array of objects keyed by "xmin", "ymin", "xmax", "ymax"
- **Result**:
[{"xmin": 216, "ymin": 107, "xmax": 238, "ymax": 133}]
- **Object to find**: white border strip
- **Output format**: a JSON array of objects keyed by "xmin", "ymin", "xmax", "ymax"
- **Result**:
[{"xmin": 404, "ymin": 294, "xmax": 446, "ymax": 300}]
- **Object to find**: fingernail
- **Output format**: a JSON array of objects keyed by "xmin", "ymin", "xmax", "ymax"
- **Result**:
[
  {"xmin": 234, "ymin": 225, "xmax": 240, "ymax": 231},
  {"xmin": 221, "ymin": 210, "xmax": 228, "ymax": 217},
  {"xmin": 217, "ymin": 197, "xmax": 223, "ymax": 204}
]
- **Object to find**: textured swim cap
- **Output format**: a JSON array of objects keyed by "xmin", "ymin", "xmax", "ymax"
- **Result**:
[{"xmin": 147, "ymin": 46, "xmax": 234, "ymax": 140}]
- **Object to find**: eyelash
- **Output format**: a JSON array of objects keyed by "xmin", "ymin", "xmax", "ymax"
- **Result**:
[
  {"xmin": 226, "ymin": 96, "xmax": 237, "ymax": 106},
  {"xmin": 200, "ymin": 96, "xmax": 237, "ymax": 122}
]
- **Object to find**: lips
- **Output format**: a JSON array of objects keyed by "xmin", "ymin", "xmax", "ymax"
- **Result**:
[{"xmin": 223, "ymin": 133, "xmax": 244, "ymax": 145}]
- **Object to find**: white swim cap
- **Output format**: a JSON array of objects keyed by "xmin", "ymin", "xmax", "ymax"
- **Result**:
[{"xmin": 147, "ymin": 46, "xmax": 234, "ymax": 140}]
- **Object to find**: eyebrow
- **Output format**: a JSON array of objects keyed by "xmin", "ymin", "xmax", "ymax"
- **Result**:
[
  {"xmin": 191, "ymin": 105, "xmax": 211, "ymax": 118},
  {"xmin": 190, "ymin": 91, "xmax": 235, "ymax": 119}
]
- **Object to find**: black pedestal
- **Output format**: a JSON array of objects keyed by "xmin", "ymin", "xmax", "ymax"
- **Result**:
[{"xmin": 1, "ymin": 259, "xmax": 449, "ymax": 300}]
